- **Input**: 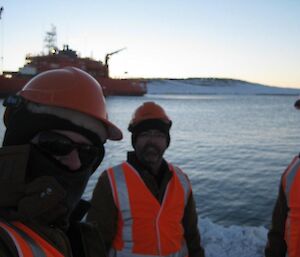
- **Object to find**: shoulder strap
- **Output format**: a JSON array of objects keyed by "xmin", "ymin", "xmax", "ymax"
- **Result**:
[
  {"xmin": 169, "ymin": 164, "xmax": 191, "ymax": 207},
  {"xmin": 107, "ymin": 163, "xmax": 131, "ymax": 217},
  {"xmin": 107, "ymin": 163, "xmax": 134, "ymax": 252}
]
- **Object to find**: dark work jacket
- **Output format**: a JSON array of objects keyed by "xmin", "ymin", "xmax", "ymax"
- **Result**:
[
  {"xmin": 87, "ymin": 151, "xmax": 205, "ymax": 257},
  {"xmin": 0, "ymin": 145, "xmax": 106, "ymax": 257},
  {"xmin": 0, "ymin": 211, "xmax": 73, "ymax": 257},
  {"xmin": 265, "ymin": 177, "xmax": 288, "ymax": 257},
  {"xmin": 0, "ymin": 210, "xmax": 106, "ymax": 257}
]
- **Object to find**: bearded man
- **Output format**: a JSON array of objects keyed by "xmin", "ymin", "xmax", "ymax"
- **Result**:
[{"xmin": 87, "ymin": 101, "xmax": 205, "ymax": 257}]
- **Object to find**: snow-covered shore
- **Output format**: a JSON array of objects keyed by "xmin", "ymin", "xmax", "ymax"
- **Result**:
[
  {"xmin": 199, "ymin": 218, "xmax": 268, "ymax": 257},
  {"xmin": 147, "ymin": 78, "xmax": 300, "ymax": 95}
]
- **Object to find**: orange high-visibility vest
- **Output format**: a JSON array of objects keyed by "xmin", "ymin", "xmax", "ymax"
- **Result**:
[
  {"xmin": 0, "ymin": 220, "xmax": 65, "ymax": 257},
  {"xmin": 282, "ymin": 156, "xmax": 300, "ymax": 257},
  {"xmin": 107, "ymin": 162, "xmax": 191, "ymax": 257}
]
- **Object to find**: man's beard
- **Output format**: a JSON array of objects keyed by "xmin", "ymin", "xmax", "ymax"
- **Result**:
[{"xmin": 138, "ymin": 143, "xmax": 164, "ymax": 168}]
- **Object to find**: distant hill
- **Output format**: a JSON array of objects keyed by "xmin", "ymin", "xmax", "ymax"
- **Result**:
[{"xmin": 147, "ymin": 78, "xmax": 300, "ymax": 95}]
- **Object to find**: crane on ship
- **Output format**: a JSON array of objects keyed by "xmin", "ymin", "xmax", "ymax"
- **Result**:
[{"xmin": 104, "ymin": 47, "xmax": 126, "ymax": 78}]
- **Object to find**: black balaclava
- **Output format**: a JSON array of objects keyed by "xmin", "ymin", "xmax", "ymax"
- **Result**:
[
  {"xmin": 26, "ymin": 145, "xmax": 93, "ymax": 229},
  {"xmin": 130, "ymin": 119, "xmax": 171, "ymax": 149},
  {"xmin": 3, "ymin": 101, "xmax": 104, "ymax": 229}
]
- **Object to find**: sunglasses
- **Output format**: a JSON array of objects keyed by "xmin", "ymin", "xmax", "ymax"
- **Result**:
[{"xmin": 35, "ymin": 131, "xmax": 105, "ymax": 168}]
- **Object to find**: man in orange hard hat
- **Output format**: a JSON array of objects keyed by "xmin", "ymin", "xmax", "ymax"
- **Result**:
[
  {"xmin": 265, "ymin": 99, "xmax": 300, "ymax": 257},
  {"xmin": 87, "ymin": 101, "xmax": 205, "ymax": 257},
  {"xmin": 0, "ymin": 67, "xmax": 122, "ymax": 257}
]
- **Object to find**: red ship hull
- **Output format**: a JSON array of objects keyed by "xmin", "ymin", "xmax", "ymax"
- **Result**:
[
  {"xmin": 97, "ymin": 77, "xmax": 147, "ymax": 96},
  {"xmin": 0, "ymin": 75, "xmax": 147, "ymax": 97}
]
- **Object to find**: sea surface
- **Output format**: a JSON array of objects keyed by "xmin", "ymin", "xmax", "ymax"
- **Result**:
[
  {"xmin": 0, "ymin": 94, "xmax": 299, "ymax": 257},
  {"xmin": 85, "ymin": 94, "xmax": 300, "ymax": 226}
]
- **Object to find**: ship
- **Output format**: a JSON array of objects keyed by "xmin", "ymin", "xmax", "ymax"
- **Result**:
[{"xmin": 0, "ymin": 27, "xmax": 147, "ymax": 97}]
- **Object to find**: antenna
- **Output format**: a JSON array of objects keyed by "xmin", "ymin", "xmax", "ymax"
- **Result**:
[
  {"xmin": 0, "ymin": 6, "xmax": 3, "ymax": 19},
  {"xmin": 0, "ymin": 6, "xmax": 4, "ymax": 74}
]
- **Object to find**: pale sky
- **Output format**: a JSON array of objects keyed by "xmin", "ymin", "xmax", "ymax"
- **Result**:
[{"xmin": 0, "ymin": 0, "xmax": 300, "ymax": 88}]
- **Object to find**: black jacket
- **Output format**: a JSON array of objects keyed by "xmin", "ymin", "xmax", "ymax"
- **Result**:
[
  {"xmin": 0, "ymin": 145, "xmax": 106, "ymax": 257},
  {"xmin": 265, "ymin": 175, "xmax": 288, "ymax": 256}
]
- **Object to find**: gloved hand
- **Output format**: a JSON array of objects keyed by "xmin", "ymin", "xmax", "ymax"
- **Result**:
[{"xmin": 18, "ymin": 176, "xmax": 68, "ymax": 226}]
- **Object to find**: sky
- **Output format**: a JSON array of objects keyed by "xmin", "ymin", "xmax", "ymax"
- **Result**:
[{"xmin": 0, "ymin": 0, "xmax": 300, "ymax": 88}]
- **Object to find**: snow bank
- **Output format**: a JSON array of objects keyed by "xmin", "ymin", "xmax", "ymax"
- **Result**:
[
  {"xmin": 147, "ymin": 79, "xmax": 300, "ymax": 95},
  {"xmin": 199, "ymin": 218, "xmax": 268, "ymax": 257}
]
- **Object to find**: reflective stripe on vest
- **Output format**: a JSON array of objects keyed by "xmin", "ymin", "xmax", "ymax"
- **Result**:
[
  {"xmin": 0, "ymin": 220, "xmax": 64, "ymax": 257},
  {"xmin": 107, "ymin": 162, "xmax": 190, "ymax": 257},
  {"xmin": 172, "ymin": 165, "xmax": 190, "ymax": 207},
  {"xmin": 282, "ymin": 156, "xmax": 300, "ymax": 257}
]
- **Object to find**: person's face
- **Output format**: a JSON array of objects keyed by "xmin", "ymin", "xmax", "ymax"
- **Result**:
[{"xmin": 134, "ymin": 129, "xmax": 168, "ymax": 168}]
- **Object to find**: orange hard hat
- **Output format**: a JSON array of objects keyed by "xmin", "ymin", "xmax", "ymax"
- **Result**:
[
  {"xmin": 18, "ymin": 67, "xmax": 122, "ymax": 140},
  {"xmin": 128, "ymin": 101, "xmax": 171, "ymax": 131}
]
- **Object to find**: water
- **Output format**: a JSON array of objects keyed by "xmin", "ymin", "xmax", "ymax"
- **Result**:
[
  {"xmin": 82, "ymin": 94, "xmax": 299, "ymax": 227},
  {"xmin": 1, "ymin": 94, "xmax": 299, "ymax": 257}
]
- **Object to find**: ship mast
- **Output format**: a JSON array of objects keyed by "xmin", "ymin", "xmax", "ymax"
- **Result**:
[{"xmin": 44, "ymin": 25, "xmax": 58, "ymax": 54}]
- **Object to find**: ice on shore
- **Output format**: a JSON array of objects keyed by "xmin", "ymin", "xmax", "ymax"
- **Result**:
[
  {"xmin": 199, "ymin": 218, "xmax": 268, "ymax": 257},
  {"xmin": 147, "ymin": 79, "xmax": 300, "ymax": 95}
]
